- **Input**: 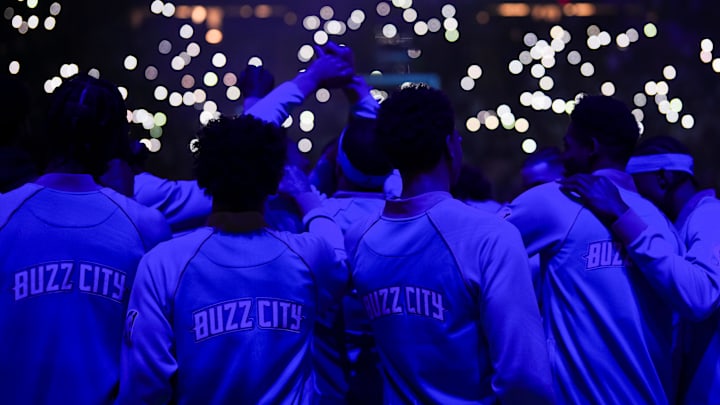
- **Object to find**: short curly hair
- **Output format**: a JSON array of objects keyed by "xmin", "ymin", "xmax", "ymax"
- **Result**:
[
  {"xmin": 194, "ymin": 114, "xmax": 287, "ymax": 210},
  {"xmin": 45, "ymin": 74, "xmax": 131, "ymax": 176},
  {"xmin": 570, "ymin": 95, "xmax": 639, "ymax": 163},
  {"xmin": 375, "ymin": 84, "xmax": 455, "ymax": 175}
]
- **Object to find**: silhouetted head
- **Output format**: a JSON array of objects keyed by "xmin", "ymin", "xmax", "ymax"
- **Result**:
[
  {"xmin": 337, "ymin": 116, "xmax": 393, "ymax": 191},
  {"xmin": 194, "ymin": 114, "xmax": 287, "ymax": 211}
]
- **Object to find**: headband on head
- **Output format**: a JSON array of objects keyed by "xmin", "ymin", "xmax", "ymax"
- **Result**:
[
  {"xmin": 336, "ymin": 129, "xmax": 390, "ymax": 189},
  {"xmin": 625, "ymin": 153, "xmax": 694, "ymax": 175}
]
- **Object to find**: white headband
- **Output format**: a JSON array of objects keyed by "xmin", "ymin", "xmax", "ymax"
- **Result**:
[{"xmin": 625, "ymin": 153, "xmax": 694, "ymax": 175}]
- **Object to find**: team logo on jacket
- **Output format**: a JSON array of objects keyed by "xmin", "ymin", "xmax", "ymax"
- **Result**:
[
  {"xmin": 583, "ymin": 240, "xmax": 630, "ymax": 270},
  {"xmin": 12, "ymin": 261, "xmax": 127, "ymax": 302},
  {"xmin": 192, "ymin": 298, "xmax": 304, "ymax": 342},
  {"xmin": 360, "ymin": 286, "xmax": 446, "ymax": 322}
]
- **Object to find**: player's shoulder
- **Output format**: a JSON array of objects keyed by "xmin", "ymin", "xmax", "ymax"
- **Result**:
[
  {"xmin": 100, "ymin": 187, "xmax": 172, "ymax": 247},
  {"xmin": 0, "ymin": 183, "xmax": 44, "ymax": 227},
  {"xmin": 142, "ymin": 227, "xmax": 213, "ymax": 265}
]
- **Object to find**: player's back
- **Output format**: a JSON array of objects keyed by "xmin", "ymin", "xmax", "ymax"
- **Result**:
[
  {"xmin": 351, "ymin": 191, "xmax": 552, "ymax": 404},
  {"xmin": 0, "ymin": 177, "xmax": 169, "ymax": 405}
]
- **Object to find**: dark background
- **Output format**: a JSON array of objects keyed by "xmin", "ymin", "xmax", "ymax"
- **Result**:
[{"xmin": 3, "ymin": 0, "xmax": 720, "ymax": 201}]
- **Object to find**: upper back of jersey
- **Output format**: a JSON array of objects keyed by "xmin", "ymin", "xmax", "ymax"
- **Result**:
[
  {"xmin": 0, "ymin": 181, "xmax": 169, "ymax": 405},
  {"xmin": 507, "ymin": 170, "xmax": 682, "ymax": 404},
  {"xmin": 121, "ymin": 225, "xmax": 344, "ymax": 404},
  {"xmin": 350, "ymin": 191, "xmax": 546, "ymax": 403}
]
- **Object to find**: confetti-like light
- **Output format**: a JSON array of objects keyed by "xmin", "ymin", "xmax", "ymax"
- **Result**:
[
  {"xmin": 466, "ymin": 117, "xmax": 481, "ymax": 132},
  {"xmin": 298, "ymin": 138, "xmax": 313, "ymax": 153},
  {"xmin": 124, "ymin": 55, "xmax": 138, "ymax": 71},
  {"xmin": 522, "ymin": 138, "xmax": 537, "ymax": 154},
  {"xmin": 460, "ymin": 76, "xmax": 475, "ymax": 91},
  {"xmin": 663, "ymin": 65, "xmax": 677, "ymax": 80},
  {"xmin": 8, "ymin": 60, "xmax": 20, "ymax": 75}
]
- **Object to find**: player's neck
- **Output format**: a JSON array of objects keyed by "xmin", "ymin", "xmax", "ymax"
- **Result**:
[{"xmin": 400, "ymin": 165, "xmax": 451, "ymax": 198}]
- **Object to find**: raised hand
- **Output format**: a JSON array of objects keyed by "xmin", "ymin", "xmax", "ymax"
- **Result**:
[{"xmin": 238, "ymin": 65, "xmax": 275, "ymax": 100}]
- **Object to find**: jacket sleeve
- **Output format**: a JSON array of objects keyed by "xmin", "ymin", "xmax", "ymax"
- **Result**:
[
  {"xmin": 244, "ymin": 81, "xmax": 305, "ymax": 126},
  {"xmin": 118, "ymin": 252, "xmax": 177, "ymax": 404},
  {"xmin": 478, "ymin": 225, "xmax": 555, "ymax": 404},
  {"xmin": 612, "ymin": 208, "xmax": 720, "ymax": 320}
]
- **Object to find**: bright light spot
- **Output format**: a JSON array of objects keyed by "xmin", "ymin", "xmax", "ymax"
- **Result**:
[
  {"xmin": 587, "ymin": 35, "xmax": 601, "ymax": 50},
  {"xmin": 509, "ymin": 60, "xmax": 523, "ymax": 74},
  {"xmin": 663, "ymin": 65, "xmax": 677, "ymax": 80},
  {"xmin": 199, "ymin": 111, "xmax": 215, "ymax": 125},
  {"xmin": 316, "ymin": 88, "xmax": 330, "ymax": 103},
  {"xmin": 500, "ymin": 113, "xmax": 516, "ymax": 130},
  {"xmin": 530, "ymin": 64, "xmax": 545, "ymax": 78},
  {"xmin": 248, "ymin": 56, "xmax": 263, "ymax": 67},
  {"xmin": 445, "ymin": 30, "xmax": 459, "ymax": 43},
  {"xmin": 414, "ymin": 21, "xmax": 428, "ymax": 36},
  {"xmin": 681, "ymin": 114, "xmax": 695, "ymax": 129},
  {"xmin": 203, "ymin": 72, "xmax": 219, "ymax": 87},
  {"xmin": 154, "ymin": 86, "xmax": 168, "ymax": 101},
  {"xmin": 467, "ymin": 65, "xmax": 482, "ymax": 79},
  {"xmin": 298, "ymin": 138, "xmax": 313, "ymax": 153},
  {"xmin": 282, "ymin": 115, "xmax": 293, "ymax": 128},
  {"xmin": 666, "ymin": 111, "xmax": 679, "ymax": 123},
  {"xmin": 203, "ymin": 101, "xmax": 218, "ymax": 113},
  {"xmin": 223, "ymin": 72, "xmax": 237, "ymax": 86},
  {"xmin": 11, "ymin": 15, "xmax": 21, "ymax": 29},
  {"xmin": 162, "ymin": 2, "xmax": 175, "ymax": 17},
  {"xmin": 325, "ymin": 20, "xmax": 345, "ymax": 35},
  {"xmin": 50, "ymin": 2, "xmax": 61, "ymax": 16},
  {"xmin": 124, "ymin": 55, "xmax": 138, "ymax": 71},
  {"xmin": 524, "ymin": 32, "xmax": 538, "ymax": 47},
  {"xmin": 644, "ymin": 23, "xmax": 657, "ymax": 38},
  {"xmin": 408, "ymin": 48, "xmax": 422, "ymax": 59},
  {"xmin": 226, "ymin": 86, "xmax": 241, "ymax": 101},
  {"xmin": 552, "ymin": 99, "xmax": 566, "ymax": 114},
  {"xmin": 551, "ymin": 38, "xmax": 565, "ymax": 52},
  {"xmin": 616, "ymin": 33, "xmax": 630, "ymax": 48},
  {"xmin": 600, "ymin": 82, "xmax": 615, "ymax": 96},
  {"xmin": 587, "ymin": 25, "xmax": 600, "ymax": 36},
  {"xmin": 466, "ymin": 117, "xmax": 481, "ymax": 132},
  {"xmin": 497, "ymin": 105, "xmax": 511, "ymax": 117},
  {"xmin": 320, "ymin": 5, "xmax": 334, "ymax": 20},
  {"xmin": 441, "ymin": 4, "xmax": 456, "ymax": 18},
  {"xmin": 27, "ymin": 15, "xmax": 39, "ymax": 29},
  {"xmin": 27, "ymin": 0, "xmax": 38, "ymax": 9},
  {"xmin": 8, "ymin": 61, "xmax": 20, "ymax": 75},
  {"xmin": 303, "ymin": 16, "xmax": 321, "ymax": 30},
  {"xmin": 631, "ymin": 109, "xmax": 644, "ymax": 122},
  {"xmin": 132, "ymin": 109, "xmax": 150, "ymax": 124},
  {"xmin": 118, "ymin": 87, "xmax": 128, "ymax": 100},
  {"xmin": 539, "ymin": 76, "xmax": 554, "ymax": 90},
  {"xmin": 460, "ymin": 76, "xmax": 475, "ymax": 91},
  {"xmin": 145, "ymin": 66, "xmax": 158, "ymax": 80},
  {"xmin": 645, "ymin": 81, "xmax": 657, "ymax": 96},
  {"xmin": 427, "ymin": 18, "xmax": 442, "ymax": 32},
  {"xmin": 147, "ymin": 138, "xmax": 161, "ymax": 152},
  {"xmin": 565, "ymin": 101, "xmax": 576, "ymax": 114},
  {"xmin": 656, "ymin": 81, "xmax": 669, "ymax": 95},
  {"xmin": 382, "ymin": 24, "xmax": 397, "ymax": 38},
  {"xmin": 350, "ymin": 9, "xmax": 365, "ymax": 24},
  {"xmin": 150, "ymin": 126, "xmax": 163, "ymax": 138},
  {"xmin": 43, "ymin": 79, "xmax": 56, "ymax": 94},
  {"xmin": 150, "ymin": 112, "xmax": 166, "ymax": 128},
  {"xmin": 515, "ymin": 118, "xmax": 529, "ymax": 133},
  {"xmin": 520, "ymin": 92, "xmax": 533, "ymax": 107},
  {"xmin": 633, "ymin": 93, "xmax": 647, "ymax": 107},
  {"xmin": 522, "ymin": 138, "xmax": 537, "ymax": 153},
  {"xmin": 669, "ymin": 98, "xmax": 683, "ymax": 112},
  {"xmin": 485, "ymin": 115, "xmax": 499, "ymax": 130},
  {"xmin": 314, "ymin": 30, "xmax": 328, "ymax": 45},
  {"xmin": 376, "ymin": 2, "xmax": 391, "ymax": 17},
  {"xmin": 206, "ymin": 29, "xmax": 223, "ymax": 44},
  {"xmin": 181, "ymin": 74, "xmax": 195, "ymax": 89},
  {"xmin": 171, "ymin": 56, "xmax": 185, "ymax": 71},
  {"xmin": 658, "ymin": 100, "xmax": 670, "ymax": 114},
  {"xmin": 567, "ymin": 50, "xmax": 581, "ymax": 65},
  {"xmin": 88, "ymin": 69, "xmax": 100, "ymax": 79},
  {"xmin": 150, "ymin": 1, "xmax": 163, "ymax": 15},
  {"xmin": 541, "ymin": 56, "xmax": 556, "ymax": 68},
  {"xmin": 193, "ymin": 89, "xmax": 207, "ymax": 104},
  {"xmin": 519, "ymin": 51, "xmax": 532, "ymax": 65},
  {"xmin": 182, "ymin": 92, "xmax": 196, "ymax": 106},
  {"xmin": 580, "ymin": 62, "xmax": 595, "ymax": 77},
  {"xmin": 211, "ymin": 53, "xmax": 227, "ymax": 68},
  {"xmin": 713, "ymin": 59, "xmax": 720, "ymax": 73},
  {"xmin": 299, "ymin": 121, "xmax": 314, "ymax": 132},
  {"xmin": 191, "ymin": 6, "xmax": 207, "ymax": 24},
  {"xmin": 299, "ymin": 110, "xmax": 315, "ymax": 123},
  {"xmin": 627, "ymin": 28, "xmax": 639, "ymax": 42},
  {"xmin": 443, "ymin": 17, "xmax": 458, "ymax": 31},
  {"xmin": 44, "ymin": 16, "xmax": 56, "ymax": 30},
  {"xmin": 598, "ymin": 31, "xmax": 611, "ymax": 46},
  {"xmin": 701, "ymin": 38, "xmax": 714, "ymax": 52},
  {"xmin": 169, "ymin": 92, "xmax": 182, "ymax": 107},
  {"xmin": 298, "ymin": 44, "xmax": 314, "ymax": 62},
  {"xmin": 550, "ymin": 25, "xmax": 564, "ymax": 39},
  {"xmin": 701, "ymin": 51, "xmax": 713, "ymax": 64},
  {"xmin": 403, "ymin": 8, "xmax": 417, "ymax": 23}
]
